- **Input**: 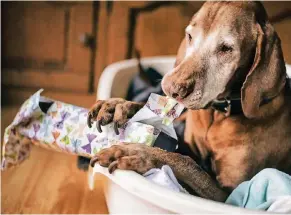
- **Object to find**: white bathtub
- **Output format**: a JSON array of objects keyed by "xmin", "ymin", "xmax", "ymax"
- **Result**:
[
  {"xmin": 93, "ymin": 57, "xmax": 291, "ymax": 214},
  {"xmin": 89, "ymin": 165, "xmax": 264, "ymax": 214}
]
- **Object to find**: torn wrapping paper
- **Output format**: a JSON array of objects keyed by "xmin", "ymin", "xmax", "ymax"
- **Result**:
[{"xmin": 1, "ymin": 89, "xmax": 184, "ymax": 170}]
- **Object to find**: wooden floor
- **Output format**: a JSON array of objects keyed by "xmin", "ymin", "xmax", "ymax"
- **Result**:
[{"xmin": 1, "ymin": 106, "xmax": 109, "ymax": 214}]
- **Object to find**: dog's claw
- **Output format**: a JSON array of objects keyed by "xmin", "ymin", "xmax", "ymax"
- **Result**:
[
  {"xmin": 90, "ymin": 156, "xmax": 99, "ymax": 167},
  {"xmin": 114, "ymin": 122, "xmax": 119, "ymax": 135},
  {"xmin": 108, "ymin": 160, "xmax": 118, "ymax": 173},
  {"xmin": 96, "ymin": 121, "xmax": 102, "ymax": 133},
  {"xmin": 87, "ymin": 113, "xmax": 92, "ymax": 128}
]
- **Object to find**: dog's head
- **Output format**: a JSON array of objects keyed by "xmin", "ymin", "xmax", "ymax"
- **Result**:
[{"xmin": 161, "ymin": 1, "xmax": 286, "ymax": 118}]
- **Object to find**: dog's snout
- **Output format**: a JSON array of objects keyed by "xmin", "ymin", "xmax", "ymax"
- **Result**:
[
  {"xmin": 164, "ymin": 82, "xmax": 194, "ymax": 100},
  {"xmin": 162, "ymin": 61, "xmax": 197, "ymax": 100}
]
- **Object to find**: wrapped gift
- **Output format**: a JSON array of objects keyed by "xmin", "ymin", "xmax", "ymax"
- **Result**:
[{"xmin": 1, "ymin": 89, "xmax": 184, "ymax": 170}]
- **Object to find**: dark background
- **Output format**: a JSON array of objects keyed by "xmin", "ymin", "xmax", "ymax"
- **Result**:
[{"xmin": 2, "ymin": 1, "xmax": 291, "ymax": 107}]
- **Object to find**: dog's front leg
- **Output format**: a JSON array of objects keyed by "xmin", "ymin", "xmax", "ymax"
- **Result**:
[{"xmin": 90, "ymin": 143, "xmax": 228, "ymax": 202}]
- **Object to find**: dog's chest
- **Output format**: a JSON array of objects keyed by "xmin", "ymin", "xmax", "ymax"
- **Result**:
[
  {"xmin": 187, "ymin": 108, "xmax": 291, "ymax": 188},
  {"xmin": 187, "ymin": 109, "xmax": 253, "ymax": 188},
  {"xmin": 187, "ymin": 109, "xmax": 247, "ymax": 151}
]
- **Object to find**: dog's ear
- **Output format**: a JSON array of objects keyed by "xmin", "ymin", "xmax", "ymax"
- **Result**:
[
  {"xmin": 174, "ymin": 38, "xmax": 187, "ymax": 68},
  {"xmin": 241, "ymin": 21, "xmax": 286, "ymax": 119}
]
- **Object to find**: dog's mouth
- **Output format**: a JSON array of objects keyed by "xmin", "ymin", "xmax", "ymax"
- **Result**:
[
  {"xmin": 186, "ymin": 86, "xmax": 235, "ymax": 110},
  {"xmin": 176, "ymin": 88, "xmax": 203, "ymax": 109},
  {"xmin": 175, "ymin": 78, "xmax": 205, "ymax": 108},
  {"xmin": 161, "ymin": 75, "xmax": 206, "ymax": 109}
]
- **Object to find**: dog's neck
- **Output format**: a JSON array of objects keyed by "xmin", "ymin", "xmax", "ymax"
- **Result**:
[{"xmin": 211, "ymin": 77, "xmax": 290, "ymax": 118}]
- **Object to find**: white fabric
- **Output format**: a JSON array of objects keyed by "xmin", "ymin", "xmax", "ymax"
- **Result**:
[
  {"xmin": 143, "ymin": 165, "xmax": 188, "ymax": 194},
  {"xmin": 267, "ymin": 196, "xmax": 291, "ymax": 213}
]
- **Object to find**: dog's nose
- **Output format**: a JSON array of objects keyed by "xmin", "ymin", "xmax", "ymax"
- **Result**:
[{"xmin": 169, "ymin": 83, "xmax": 194, "ymax": 100}]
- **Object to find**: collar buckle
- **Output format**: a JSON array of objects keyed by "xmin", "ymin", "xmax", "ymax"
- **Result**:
[{"xmin": 211, "ymin": 98, "xmax": 231, "ymax": 117}]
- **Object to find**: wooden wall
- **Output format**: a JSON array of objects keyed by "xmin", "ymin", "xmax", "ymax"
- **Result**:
[{"xmin": 2, "ymin": 1, "xmax": 291, "ymax": 107}]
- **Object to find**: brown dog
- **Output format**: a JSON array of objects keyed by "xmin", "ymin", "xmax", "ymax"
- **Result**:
[{"xmin": 87, "ymin": 1, "xmax": 291, "ymax": 202}]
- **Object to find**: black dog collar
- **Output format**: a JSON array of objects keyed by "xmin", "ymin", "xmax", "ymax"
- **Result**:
[
  {"xmin": 211, "ymin": 98, "xmax": 242, "ymax": 116},
  {"xmin": 211, "ymin": 78, "xmax": 291, "ymax": 116}
]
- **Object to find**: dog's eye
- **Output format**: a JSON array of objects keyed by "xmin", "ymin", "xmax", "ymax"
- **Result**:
[
  {"xmin": 187, "ymin": 33, "xmax": 192, "ymax": 43},
  {"xmin": 219, "ymin": 44, "xmax": 233, "ymax": 53}
]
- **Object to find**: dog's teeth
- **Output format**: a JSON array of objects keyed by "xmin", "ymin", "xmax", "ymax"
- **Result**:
[
  {"xmin": 189, "ymin": 89, "xmax": 202, "ymax": 102},
  {"xmin": 192, "ymin": 90, "xmax": 202, "ymax": 98},
  {"xmin": 193, "ymin": 90, "xmax": 202, "ymax": 96}
]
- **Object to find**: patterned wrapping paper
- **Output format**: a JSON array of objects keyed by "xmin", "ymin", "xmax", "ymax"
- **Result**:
[{"xmin": 1, "ymin": 89, "xmax": 184, "ymax": 170}]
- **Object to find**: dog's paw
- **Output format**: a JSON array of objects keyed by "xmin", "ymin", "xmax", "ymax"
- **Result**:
[
  {"xmin": 87, "ymin": 99, "xmax": 144, "ymax": 133},
  {"xmin": 90, "ymin": 143, "xmax": 157, "ymax": 174}
]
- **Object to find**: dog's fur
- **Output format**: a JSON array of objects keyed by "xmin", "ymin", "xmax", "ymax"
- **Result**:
[{"xmin": 88, "ymin": 1, "xmax": 291, "ymax": 202}]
